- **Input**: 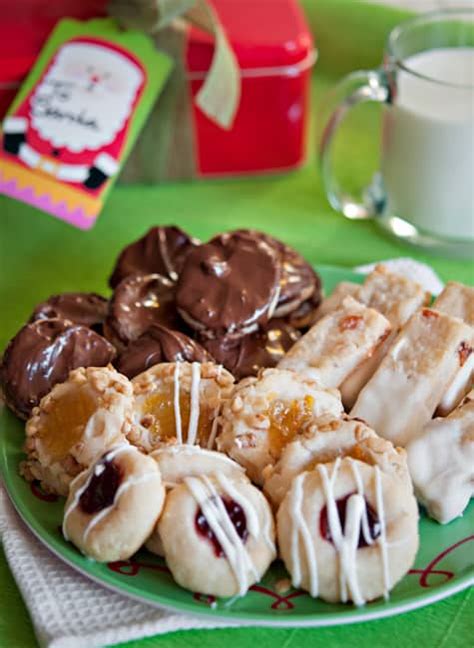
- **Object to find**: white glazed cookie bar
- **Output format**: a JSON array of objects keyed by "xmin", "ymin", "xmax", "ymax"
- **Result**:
[
  {"xmin": 313, "ymin": 282, "xmax": 360, "ymax": 323},
  {"xmin": 407, "ymin": 391, "xmax": 474, "ymax": 524},
  {"xmin": 432, "ymin": 282, "xmax": 474, "ymax": 416},
  {"xmin": 340, "ymin": 265, "xmax": 430, "ymax": 408},
  {"xmin": 351, "ymin": 308, "xmax": 474, "ymax": 446},
  {"xmin": 278, "ymin": 297, "xmax": 391, "ymax": 389},
  {"xmin": 433, "ymin": 282, "xmax": 474, "ymax": 326}
]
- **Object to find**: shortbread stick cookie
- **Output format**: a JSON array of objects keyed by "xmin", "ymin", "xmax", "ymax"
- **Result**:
[
  {"xmin": 433, "ymin": 282, "xmax": 474, "ymax": 326},
  {"xmin": 340, "ymin": 265, "xmax": 430, "ymax": 408},
  {"xmin": 407, "ymin": 390, "xmax": 474, "ymax": 524},
  {"xmin": 432, "ymin": 282, "xmax": 474, "ymax": 416},
  {"xmin": 351, "ymin": 308, "xmax": 474, "ymax": 446},
  {"xmin": 278, "ymin": 297, "xmax": 391, "ymax": 389},
  {"xmin": 313, "ymin": 282, "xmax": 360, "ymax": 323}
]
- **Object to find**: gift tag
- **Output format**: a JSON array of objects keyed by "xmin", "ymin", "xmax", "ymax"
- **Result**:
[{"xmin": 0, "ymin": 18, "xmax": 172, "ymax": 229}]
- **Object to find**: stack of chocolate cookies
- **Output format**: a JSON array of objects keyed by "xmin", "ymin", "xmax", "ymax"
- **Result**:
[{"xmin": 0, "ymin": 226, "xmax": 322, "ymax": 420}]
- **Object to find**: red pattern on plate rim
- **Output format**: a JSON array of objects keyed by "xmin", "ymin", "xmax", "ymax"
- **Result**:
[
  {"xmin": 408, "ymin": 535, "xmax": 474, "ymax": 588},
  {"xmin": 105, "ymin": 536, "xmax": 474, "ymax": 610}
]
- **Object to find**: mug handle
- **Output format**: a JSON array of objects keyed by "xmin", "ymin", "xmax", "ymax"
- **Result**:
[{"xmin": 319, "ymin": 69, "xmax": 391, "ymax": 220}]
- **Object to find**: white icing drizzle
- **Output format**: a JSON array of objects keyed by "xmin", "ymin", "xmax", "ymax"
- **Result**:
[
  {"xmin": 374, "ymin": 466, "xmax": 391, "ymax": 599},
  {"xmin": 184, "ymin": 474, "xmax": 259, "ymax": 596},
  {"xmin": 267, "ymin": 284, "xmax": 281, "ymax": 320},
  {"xmin": 186, "ymin": 362, "xmax": 201, "ymax": 445},
  {"xmin": 288, "ymin": 458, "xmax": 392, "ymax": 606},
  {"xmin": 158, "ymin": 227, "xmax": 178, "ymax": 281},
  {"xmin": 62, "ymin": 443, "xmax": 132, "ymax": 541},
  {"xmin": 215, "ymin": 473, "xmax": 260, "ymax": 539},
  {"xmin": 289, "ymin": 472, "xmax": 319, "ymax": 597},
  {"xmin": 173, "ymin": 362, "xmax": 183, "ymax": 444},
  {"xmin": 82, "ymin": 472, "xmax": 156, "ymax": 545},
  {"xmin": 339, "ymin": 494, "xmax": 365, "ymax": 606},
  {"xmin": 349, "ymin": 459, "xmax": 375, "ymax": 547}
]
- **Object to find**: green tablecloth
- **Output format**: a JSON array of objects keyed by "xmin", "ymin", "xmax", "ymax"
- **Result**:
[{"xmin": 0, "ymin": 1, "xmax": 472, "ymax": 646}]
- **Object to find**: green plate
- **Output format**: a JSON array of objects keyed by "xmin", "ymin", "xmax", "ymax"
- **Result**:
[{"xmin": 1, "ymin": 266, "xmax": 473, "ymax": 627}]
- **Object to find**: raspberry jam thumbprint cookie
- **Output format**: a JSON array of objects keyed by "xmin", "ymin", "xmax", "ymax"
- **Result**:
[
  {"xmin": 63, "ymin": 444, "xmax": 165, "ymax": 562},
  {"xmin": 277, "ymin": 457, "xmax": 418, "ymax": 605},
  {"xmin": 159, "ymin": 473, "xmax": 276, "ymax": 597}
]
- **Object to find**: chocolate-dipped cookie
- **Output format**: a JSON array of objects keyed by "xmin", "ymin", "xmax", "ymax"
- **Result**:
[
  {"xmin": 0, "ymin": 319, "xmax": 116, "ymax": 419},
  {"xmin": 105, "ymin": 273, "xmax": 179, "ymax": 349},
  {"xmin": 109, "ymin": 226, "xmax": 199, "ymax": 288},
  {"xmin": 115, "ymin": 324, "xmax": 213, "ymax": 379},
  {"xmin": 237, "ymin": 230, "xmax": 322, "ymax": 317},
  {"xmin": 286, "ymin": 291, "xmax": 323, "ymax": 330},
  {"xmin": 202, "ymin": 319, "xmax": 300, "ymax": 380},
  {"xmin": 30, "ymin": 292, "xmax": 108, "ymax": 333},
  {"xmin": 176, "ymin": 231, "xmax": 280, "ymax": 339}
]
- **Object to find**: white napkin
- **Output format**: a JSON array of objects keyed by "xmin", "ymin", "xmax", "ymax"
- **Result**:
[{"xmin": 0, "ymin": 259, "xmax": 444, "ymax": 648}]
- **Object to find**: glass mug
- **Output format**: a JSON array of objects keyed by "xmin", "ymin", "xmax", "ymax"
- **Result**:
[{"xmin": 319, "ymin": 9, "xmax": 474, "ymax": 258}]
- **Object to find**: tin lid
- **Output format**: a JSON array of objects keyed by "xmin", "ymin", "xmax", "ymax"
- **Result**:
[
  {"xmin": 0, "ymin": 0, "xmax": 106, "ymax": 84},
  {"xmin": 187, "ymin": 0, "xmax": 315, "ymax": 73}
]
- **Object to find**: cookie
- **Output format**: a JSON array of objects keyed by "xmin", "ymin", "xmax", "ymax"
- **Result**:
[
  {"xmin": 235, "ymin": 230, "xmax": 322, "ymax": 317},
  {"xmin": 129, "ymin": 361, "xmax": 235, "ymax": 452},
  {"xmin": 115, "ymin": 324, "xmax": 213, "ymax": 379},
  {"xmin": 277, "ymin": 457, "xmax": 419, "ymax": 604},
  {"xmin": 30, "ymin": 292, "xmax": 108, "ymax": 333},
  {"xmin": 63, "ymin": 443, "xmax": 164, "ymax": 562},
  {"xmin": 0, "ymin": 318, "xmax": 116, "ymax": 420},
  {"xmin": 201, "ymin": 319, "xmax": 300, "ymax": 380},
  {"xmin": 159, "ymin": 473, "xmax": 276, "ymax": 597},
  {"xmin": 264, "ymin": 415, "xmax": 409, "ymax": 508},
  {"xmin": 176, "ymin": 231, "xmax": 280, "ymax": 339},
  {"xmin": 21, "ymin": 366, "xmax": 133, "ymax": 496},
  {"xmin": 217, "ymin": 368, "xmax": 343, "ymax": 484},
  {"xmin": 104, "ymin": 273, "xmax": 179, "ymax": 349},
  {"xmin": 109, "ymin": 225, "xmax": 199, "ymax": 287},
  {"xmin": 151, "ymin": 444, "xmax": 247, "ymax": 489},
  {"xmin": 146, "ymin": 445, "xmax": 247, "ymax": 556},
  {"xmin": 407, "ymin": 390, "xmax": 474, "ymax": 524},
  {"xmin": 278, "ymin": 296, "xmax": 391, "ymax": 388},
  {"xmin": 351, "ymin": 308, "xmax": 474, "ymax": 446}
]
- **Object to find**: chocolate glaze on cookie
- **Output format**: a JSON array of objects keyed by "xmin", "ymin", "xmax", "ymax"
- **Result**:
[
  {"xmin": 30, "ymin": 292, "xmax": 108, "ymax": 333},
  {"xmin": 202, "ymin": 319, "xmax": 300, "ymax": 380},
  {"xmin": 105, "ymin": 274, "xmax": 179, "ymax": 349},
  {"xmin": 176, "ymin": 231, "xmax": 280, "ymax": 339},
  {"xmin": 115, "ymin": 324, "xmax": 213, "ymax": 379},
  {"xmin": 109, "ymin": 226, "xmax": 199, "ymax": 288},
  {"xmin": 286, "ymin": 291, "xmax": 323, "ymax": 330},
  {"xmin": 0, "ymin": 319, "xmax": 116, "ymax": 419},
  {"xmin": 237, "ymin": 230, "xmax": 322, "ymax": 317}
]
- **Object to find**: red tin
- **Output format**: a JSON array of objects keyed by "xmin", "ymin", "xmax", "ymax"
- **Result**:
[{"xmin": 0, "ymin": 0, "xmax": 316, "ymax": 178}]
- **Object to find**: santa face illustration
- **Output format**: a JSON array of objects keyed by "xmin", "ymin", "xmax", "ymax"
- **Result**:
[{"xmin": 2, "ymin": 39, "xmax": 145, "ymax": 192}]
